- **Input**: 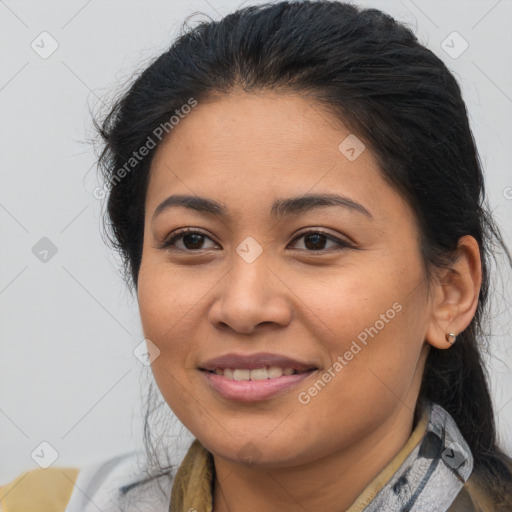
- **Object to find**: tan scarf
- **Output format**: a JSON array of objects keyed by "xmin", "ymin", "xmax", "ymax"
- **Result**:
[
  {"xmin": 169, "ymin": 401, "xmax": 475, "ymax": 512},
  {"xmin": 170, "ymin": 438, "xmax": 215, "ymax": 512}
]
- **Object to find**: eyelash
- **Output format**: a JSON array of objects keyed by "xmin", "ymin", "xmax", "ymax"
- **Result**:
[{"xmin": 158, "ymin": 228, "xmax": 353, "ymax": 253}]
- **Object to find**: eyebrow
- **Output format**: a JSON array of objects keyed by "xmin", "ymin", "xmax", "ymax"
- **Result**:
[{"xmin": 152, "ymin": 193, "xmax": 373, "ymax": 222}]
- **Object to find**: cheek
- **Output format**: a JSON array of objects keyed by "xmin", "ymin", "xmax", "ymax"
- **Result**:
[
  {"xmin": 137, "ymin": 262, "xmax": 204, "ymax": 423},
  {"xmin": 137, "ymin": 260, "xmax": 197, "ymax": 368},
  {"xmin": 137, "ymin": 251, "xmax": 208, "ymax": 334},
  {"xmin": 290, "ymin": 262, "xmax": 426, "ymax": 395},
  {"xmin": 286, "ymin": 262, "xmax": 404, "ymax": 344}
]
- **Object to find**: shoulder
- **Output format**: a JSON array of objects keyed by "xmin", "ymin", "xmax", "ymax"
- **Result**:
[
  {"xmin": 0, "ymin": 451, "xmax": 175, "ymax": 512},
  {"xmin": 0, "ymin": 466, "xmax": 79, "ymax": 511}
]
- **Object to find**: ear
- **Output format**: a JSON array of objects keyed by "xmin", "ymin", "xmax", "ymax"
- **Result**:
[{"xmin": 425, "ymin": 235, "xmax": 482, "ymax": 349}]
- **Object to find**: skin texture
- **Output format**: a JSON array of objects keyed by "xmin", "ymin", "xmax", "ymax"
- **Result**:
[{"xmin": 137, "ymin": 89, "xmax": 482, "ymax": 512}]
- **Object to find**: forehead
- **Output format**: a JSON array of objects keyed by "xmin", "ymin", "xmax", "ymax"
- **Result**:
[
  {"xmin": 155, "ymin": 90, "xmax": 353, "ymax": 159},
  {"xmin": 145, "ymin": 90, "xmax": 408, "ymax": 229}
]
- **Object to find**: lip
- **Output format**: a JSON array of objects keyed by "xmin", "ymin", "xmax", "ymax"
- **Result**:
[
  {"xmin": 198, "ymin": 352, "xmax": 318, "ymax": 372},
  {"xmin": 198, "ymin": 352, "xmax": 320, "ymax": 402},
  {"xmin": 200, "ymin": 368, "xmax": 318, "ymax": 402}
]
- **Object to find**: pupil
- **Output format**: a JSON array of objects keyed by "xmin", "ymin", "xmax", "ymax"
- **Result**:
[{"xmin": 304, "ymin": 233, "xmax": 326, "ymax": 250}]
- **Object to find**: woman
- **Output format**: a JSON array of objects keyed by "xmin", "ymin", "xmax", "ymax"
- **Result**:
[{"xmin": 1, "ymin": 1, "xmax": 511, "ymax": 510}]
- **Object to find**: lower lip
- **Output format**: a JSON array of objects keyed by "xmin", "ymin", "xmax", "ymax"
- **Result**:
[{"xmin": 200, "ymin": 369, "xmax": 318, "ymax": 402}]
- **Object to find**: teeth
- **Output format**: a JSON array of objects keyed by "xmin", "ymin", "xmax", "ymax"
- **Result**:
[
  {"xmin": 211, "ymin": 366, "xmax": 299, "ymax": 380},
  {"xmin": 267, "ymin": 366, "xmax": 283, "ymax": 378},
  {"xmin": 249, "ymin": 368, "xmax": 269, "ymax": 380},
  {"xmin": 233, "ymin": 369, "xmax": 251, "ymax": 381}
]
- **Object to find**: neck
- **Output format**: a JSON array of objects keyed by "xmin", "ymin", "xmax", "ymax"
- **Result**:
[{"xmin": 212, "ymin": 403, "xmax": 421, "ymax": 512}]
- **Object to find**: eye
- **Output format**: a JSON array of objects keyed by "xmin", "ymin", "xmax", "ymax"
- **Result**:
[
  {"xmin": 159, "ymin": 228, "xmax": 219, "ymax": 252},
  {"xmin": 288, "ymin": 230, "xmax": 352, "ymax": 252},
  {"xmin": 158, "ymin": 228, "xmax": 353, "ymax": 253}
]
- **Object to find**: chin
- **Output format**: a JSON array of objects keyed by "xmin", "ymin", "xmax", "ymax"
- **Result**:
[{"xmin": 199, "ymin": 433, "xmax": 316, "ymax": 469}]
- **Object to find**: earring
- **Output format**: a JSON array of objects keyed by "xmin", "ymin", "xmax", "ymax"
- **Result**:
[{"xmin": 445, "ymin": 333, "xmax": 457, "ymax": 344}]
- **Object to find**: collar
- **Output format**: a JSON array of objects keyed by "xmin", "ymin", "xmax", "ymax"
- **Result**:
[{"xmin": 169, "ymin": 400, "xmax": 474, "ymax": 512}]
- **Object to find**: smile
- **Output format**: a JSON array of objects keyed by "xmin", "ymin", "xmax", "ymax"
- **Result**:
[
  {"xmin": 200, "ymin": 368, "xmax": 318, "ymax": 402},
  {"xmin": 206, "ymin": 366, "xmax": 307, "ymax": 379}
]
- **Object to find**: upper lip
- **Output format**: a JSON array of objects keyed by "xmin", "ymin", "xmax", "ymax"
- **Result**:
[{"xmin": 199, "ymin": 352, "xmax": 318, "ymax": 372}]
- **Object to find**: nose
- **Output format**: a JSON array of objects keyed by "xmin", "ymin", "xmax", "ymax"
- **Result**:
[{"xmin": 208, "ymin": 255, "xmax": 292, "ymax": 334}]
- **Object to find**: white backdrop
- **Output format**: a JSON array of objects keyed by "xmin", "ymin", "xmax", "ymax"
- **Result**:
[{"xmin": 1, "ymin": 0, "xmax": 511, "ymax": 483}]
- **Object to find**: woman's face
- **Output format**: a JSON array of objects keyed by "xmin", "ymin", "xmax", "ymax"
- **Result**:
[{"xmin": 137, "ymin": 89, "xmax": 434, "ymax": 468}]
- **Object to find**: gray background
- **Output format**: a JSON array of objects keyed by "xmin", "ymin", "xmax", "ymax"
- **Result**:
[{"xmin": 1, "ymin": 0, "xmax": 511, "ymax": 482}]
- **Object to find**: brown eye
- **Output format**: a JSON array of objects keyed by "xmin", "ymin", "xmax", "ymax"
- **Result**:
[
  {"xmin": 159, "ymin": 228, "xmax": 352, "ymax": 253},
  {"xmin": 160, "ymin": 229, "xmax": 219, "ymax": 252},
  {"xmin": 289, "ymin": 230, "xmax": 352, "ymax": 252}
]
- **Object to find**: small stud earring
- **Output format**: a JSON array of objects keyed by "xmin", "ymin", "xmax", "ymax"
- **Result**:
[{"xmin": 445, "ymin": 333, "xmax": 457, "ymax": 344}]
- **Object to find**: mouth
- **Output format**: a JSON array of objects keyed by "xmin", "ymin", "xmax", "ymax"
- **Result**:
[{"xmin": 198, "ymin": 352, "xmax": 319, "ymax": 401}]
